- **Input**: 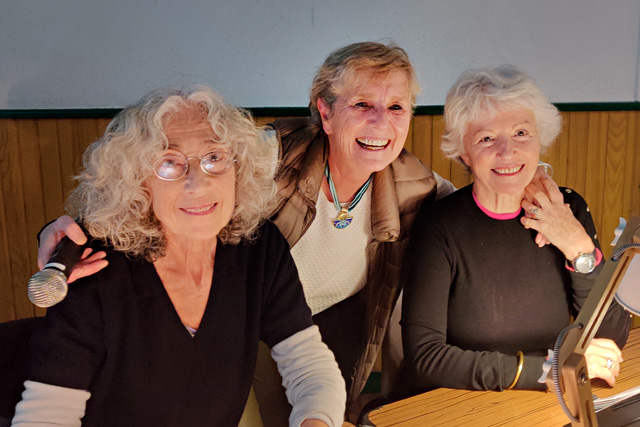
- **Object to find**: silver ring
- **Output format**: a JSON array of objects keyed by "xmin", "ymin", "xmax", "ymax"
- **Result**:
[
  {"xmin": 605, "ymin": 357, "xmax": 614, "ymax": 370},
  {"xmin": 528, "ymin": 207, "xmax": 540, "ymax": 220}
]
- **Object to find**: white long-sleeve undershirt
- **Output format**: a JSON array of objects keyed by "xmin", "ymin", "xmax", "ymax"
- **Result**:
[
  {"xmin": 12, "ymin": 326, "xmax": 344, "ymax": 427},
  {"xmin": 272, "ymin": 325, "xmax": 346, "ymax": 427}
]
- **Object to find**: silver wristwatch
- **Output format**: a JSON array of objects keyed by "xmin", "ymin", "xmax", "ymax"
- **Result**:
[{"xmin": 571, "ymin": 249, "xmax": 597, "ymax": 274}]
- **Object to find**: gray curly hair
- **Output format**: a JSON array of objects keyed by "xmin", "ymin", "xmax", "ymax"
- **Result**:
[
  {"xmin": 67, "ymin": 85, "xmax": 278, "ymax": 260},
  {"xmin": 441, "ymin": 65, "xmax": 562, "ymax": 166}
]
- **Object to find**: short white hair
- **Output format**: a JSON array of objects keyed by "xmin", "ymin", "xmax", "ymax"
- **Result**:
[{"xmin": 441, "ymin": 65, "xmax": 562, "ymax": 164}]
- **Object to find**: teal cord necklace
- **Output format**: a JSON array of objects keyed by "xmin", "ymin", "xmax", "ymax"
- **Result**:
[{"xmin": 324, "ymin": 163, "xmax": 373, "ymax": 229}]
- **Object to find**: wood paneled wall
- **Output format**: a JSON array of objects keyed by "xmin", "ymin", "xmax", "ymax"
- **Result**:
[{"xmin": 1, "ymin": 111, "xmax": 639, "ymax": 321}]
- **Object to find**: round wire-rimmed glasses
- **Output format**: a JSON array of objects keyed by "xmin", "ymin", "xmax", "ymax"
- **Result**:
[{"xmin": 153, "ymin": 150, "xmax": 236, "ymax": 181}]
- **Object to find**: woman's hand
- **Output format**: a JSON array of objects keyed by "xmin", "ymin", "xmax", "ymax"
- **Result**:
[
  {"xmin": 301, "ymin": 419, "xmax": 330, "ymax": 427},
  {"xmin": 585, "ymin": 338, "xmax": 623, "ymax": 387},
  {"xmin": 520, "ymin": 177, "xmax": 594, "ymax": 260},
  {"xmin": 38, "ymin": 215, "xmax": 108, "ymax": 283},
  {"xmin": 524, "ymin": 164, "xmax": 552, "ymax": 247}
]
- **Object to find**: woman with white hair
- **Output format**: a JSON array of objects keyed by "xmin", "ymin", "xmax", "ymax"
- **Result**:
[
  {"xmin": 401, "ymin": 65, "xmax": 630, "ymax": 392},
  {"xmin": 12, "ymin": 86, "xmax": 345, "ymax": 426}
]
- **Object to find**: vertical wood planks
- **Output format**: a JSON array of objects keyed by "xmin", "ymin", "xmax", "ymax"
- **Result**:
[
  {"xmin": 602, "ymin": 112, "xmax": 629, "ymax": 259},
  {"xmin": 449, "ymin": 159, "xmax": 472, "ymax": 190},
  {"xmin": 408, "ymin": 115, "xmax": 433, "ymax": 168},
  {"xmin": 0, "ymin": 120, "xmax": 36, "ymax": 320},
  {"xmin": 17, "ymin": 120, "xmax": 46, "ymax": 284},
  {"xmin": 564, "ymin": 112, "xmax": 589, "ymax": 196},
  {"xmin": 555, "ymin": 114, "xmax": 570, "ymax": 186},
  {"xmin": 56, "ymin": 119, "xmax": 80, "ymax": 206},
  {"xmin": 584, "ymin": 112, "xmax": 610, "ymax": 249},
  {"xmin": 623, "ymin": 113, "xmax": 640, "ymax": 226},
  {"xmin": 38, "ymin": 120, "xmax": 65, "ymax": 220},
  {"xmin": 0, "ymin": 118, "xmax": 110, "ymax": 321},
  {"xmin": 430, "ymin": 116, "xmax": 450, "ymax": 182},
  {"xmin": 0, "ymin": 120, "xmax": 17, "ymax": 321},
  {"xmin": 0, "ymin": 111, "xmax": 639, "ymax": 320}
]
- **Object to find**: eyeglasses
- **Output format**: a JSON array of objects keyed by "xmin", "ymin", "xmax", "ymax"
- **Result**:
[{"xmin": 153, "ymin": 150, "xmax": 235, "ymax": 181}]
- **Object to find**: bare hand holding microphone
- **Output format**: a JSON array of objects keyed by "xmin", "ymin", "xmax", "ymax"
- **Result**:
[{"xmin": 29, "ymin": 215, "xmax": 108, "ymax": 307}]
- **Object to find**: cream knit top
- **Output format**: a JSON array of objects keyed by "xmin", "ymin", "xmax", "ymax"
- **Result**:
[{"xmin": 291, "ymin": 186, "xmax": 372, "ymax": 315}]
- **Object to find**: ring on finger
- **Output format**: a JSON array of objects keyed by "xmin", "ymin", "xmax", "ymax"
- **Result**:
[
  {"xmin": 605, "ymin": 357, "xmax": 614, "ymax": 370},
  {"xmin": 528, "ymin": 207, "xmax": 540, "ymax": 220}
]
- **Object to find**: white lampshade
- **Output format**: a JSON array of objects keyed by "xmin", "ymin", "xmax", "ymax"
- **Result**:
[{"xmin": 615, "ymin": 255, "xmax": 640, "ymax": 316}]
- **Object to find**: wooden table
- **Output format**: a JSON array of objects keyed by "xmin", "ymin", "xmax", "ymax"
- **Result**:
[{"xmin": 365, "ymin": 327, "xmax": 640, "ymax": 426}]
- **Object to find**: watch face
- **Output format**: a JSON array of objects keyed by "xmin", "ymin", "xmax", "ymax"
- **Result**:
[{"xmin": 574, "ymin": 252, "xmax": 596, "ymax": 274}]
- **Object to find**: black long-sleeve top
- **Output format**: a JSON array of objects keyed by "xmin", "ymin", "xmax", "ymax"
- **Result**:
[
  {"xmin": 28, "ymin": 221, "xmax": 314, "ymax": 426},
  {"xmin": 402, "ymin": 184, "xmax": 630, "ymax": 391}
]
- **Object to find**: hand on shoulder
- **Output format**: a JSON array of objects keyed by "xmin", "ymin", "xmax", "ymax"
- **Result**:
[
  {"xmin": 38, "ymin": 215, "xmax": 108, "ymax": 283},
  {"xmin": 520, "ymin": 177, "xmax": 594, "ymax": 260}
]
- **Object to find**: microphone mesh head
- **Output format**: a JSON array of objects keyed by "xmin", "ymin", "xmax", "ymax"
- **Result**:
[{"xmin": 28, "ymin": 269, "xmax": 69, "ymax": 308}]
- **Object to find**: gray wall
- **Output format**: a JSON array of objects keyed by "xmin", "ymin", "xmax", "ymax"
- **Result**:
[{"xmin": 2, "ymin": 0, "xmax": 639, "ymax": 109}]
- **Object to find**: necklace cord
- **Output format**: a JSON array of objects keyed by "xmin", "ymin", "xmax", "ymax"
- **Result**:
[{"xmin": 324, "ymin": 163, "xmax": 372, "ymax": 213}]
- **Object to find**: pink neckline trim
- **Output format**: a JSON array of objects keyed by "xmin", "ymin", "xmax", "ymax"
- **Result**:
[{"xmin": 472, "ymin": 191, "xmax": 522, "ymax": 220}]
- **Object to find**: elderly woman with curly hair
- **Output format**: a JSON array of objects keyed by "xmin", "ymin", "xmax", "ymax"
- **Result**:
[
  {"xmin": 35, "ymin": 42, "xmax": 457, "ymax": 424},
  {"xmin": 401, "ymin": 65, "xmax": 630, "ymax": 393},
  {"xmin": 12, "ymin": 86, "xmax": 345, "ymax": 427}
]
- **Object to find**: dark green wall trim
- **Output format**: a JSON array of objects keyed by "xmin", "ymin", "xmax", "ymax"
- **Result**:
[
  {"xmin": 412, "ymin": 102, "xmax": 640, "ymax": 115},
  {"xmin": 247, "ymin": 107, "xmax": 311, "ymax": 117},
  {"xmin": 554, "ymin": 102, "xmax": 640, "ymax": 112},
  {"xmin": 0, "ymin": 109, "xmax": 122, "ymax": 119},
  {"xmin": 1, "ymin": 102, "xmax": 639, "ymax": 119},
  {"xmin": 414, "ymin": 105, "xmax": 445, "ymax": 115},
  {"xmin": 0, "ymin": 107, "xmax": 311, "ymax": 119}
]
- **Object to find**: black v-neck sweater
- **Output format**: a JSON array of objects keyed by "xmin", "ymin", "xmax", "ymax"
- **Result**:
[{"xmin": 29, "ymin": 221, "xmax": 313, "ymax": 426}]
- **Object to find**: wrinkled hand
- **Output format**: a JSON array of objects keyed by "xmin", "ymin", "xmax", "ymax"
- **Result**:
[
  {"xmin": 37, "ymin": 215, "xmax": 108, "ymax": 283},
  {"xmin": 520, "ymin": 177, "xmax": 594, "ymax": 260},
  {"xmin": 525, "ymin": 165, "xmax": 552, "ymax": 247},
  {"xmin": 585, "ymin": 338, "xmax": 623, "ymax": 387}
]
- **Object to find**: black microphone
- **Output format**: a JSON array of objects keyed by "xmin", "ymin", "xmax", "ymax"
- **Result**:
[{"xmin": 27, "ymin": 237, "xmax": 85, "ymax": 308}]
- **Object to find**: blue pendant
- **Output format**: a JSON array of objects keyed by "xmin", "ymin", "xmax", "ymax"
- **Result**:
[{"xmin": 332, "ymin": 210, "xmax": 353, "ymax": 229}]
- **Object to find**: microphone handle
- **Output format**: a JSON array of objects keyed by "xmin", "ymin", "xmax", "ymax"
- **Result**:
[{"xmin": 45, "ymin": 236, "xmax": 85, "ymax": 278}]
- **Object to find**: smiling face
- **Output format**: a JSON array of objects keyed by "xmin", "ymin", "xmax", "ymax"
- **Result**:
[
  {"xmin": 318, "ymin": 70, "xmax": 412, "ymax": 181},
  {"xmin": 146, "ymin": 107, "xmax": 235, "ymax": 245},
  {"xmin": 461, "ymin": 108, "xmax": 541, "ymax": 210}
]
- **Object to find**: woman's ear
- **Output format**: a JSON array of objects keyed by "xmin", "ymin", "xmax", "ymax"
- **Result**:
[
  {"xmin": 458, "ymin": 154, "xmax": 473, "ymax": 174},
  {"xmin": 317, "ymin": 98, "xmax": 333, "ymax": 135},
  {"xmin": 459, "ymin": 153, "xmax": 470, "ymax": 168}
]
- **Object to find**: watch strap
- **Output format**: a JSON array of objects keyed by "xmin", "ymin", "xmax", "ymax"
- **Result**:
[{"xmin": 566, "ymin": 248, "xmax": 601, "ymax": 274}]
